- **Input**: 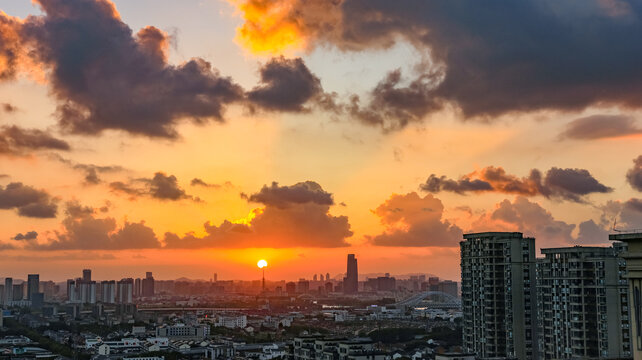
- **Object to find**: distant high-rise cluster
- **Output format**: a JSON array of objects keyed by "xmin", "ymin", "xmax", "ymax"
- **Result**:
[{"xmin": 65, "ymin": 270, "xmax": 154, "ymax": 304}]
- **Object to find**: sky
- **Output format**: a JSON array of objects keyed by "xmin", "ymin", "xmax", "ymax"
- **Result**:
[{"xmin": 1, "ymin": 0, "xmax": 642, "ymax": 282}]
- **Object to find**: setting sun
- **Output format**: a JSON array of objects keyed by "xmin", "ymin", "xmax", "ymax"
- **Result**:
[{"xmin": 257, "ymin": 259, "xmax": 268, "ymax": 268}]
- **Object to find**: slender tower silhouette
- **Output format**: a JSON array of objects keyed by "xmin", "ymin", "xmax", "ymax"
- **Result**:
[{"xmin": 343, "ymin": 254, "xmax": 358, "ymax": 294}]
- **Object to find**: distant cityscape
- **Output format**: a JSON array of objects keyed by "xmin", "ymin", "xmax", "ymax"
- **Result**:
[{"xmin": 2, "ymin": 231, "xmax": 642, "ymax": 360}]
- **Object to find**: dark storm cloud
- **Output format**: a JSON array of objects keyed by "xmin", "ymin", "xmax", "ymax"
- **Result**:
[
  {"xmin": 560, "ymin": 114, "xmax": 642, "ymax": 140},
  {"xmin": 236, "ymin": 0, "xmax": 642, "ymax": 126},
  {"xmin": 5, "ymin": 0, "xmax": 244, "ymax": 138},
  {"xmin": 627, "ymin": 156, "xmax": 642, "ymax": 192},
  {"xmin": 246, "ymin": 181, "xmax": 334, "ymax": 208},
  {"xmin": 0, "ymin": 182, "xmax": 58, "ymax": 218},
  {"xmin": 421, "ymin": 166, "xmax": 612, "ymax": 202},
  {"xmin": 110, "ymin": 172, "xmax": 194, "ymax": 201},
  {"xmin": 13, "ymin": 231, "xmax": 38, "ymax": 241},
  {"xmin": 0, "ymin": 125, "xmax": 70, "ymax": 156},
  {"xmin": 247, "ymin": 57, "xmax": 327, "ymax": 112},
  {"xmin": 164, "ymin": 181, "xmax": 351, "ymax": 248}
]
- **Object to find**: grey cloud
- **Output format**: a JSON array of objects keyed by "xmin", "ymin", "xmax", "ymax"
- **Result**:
[
  {"xmin": 421, "ymin": 166, "xmax": 612, "ymax": 203},
  {"xmin": 110, "ymin": 172, "xmax": 194, "ymax": 201},
  {"xmin": 13, "ymin": 231, "xmax": 38, "ymax": 241},
  {"xmin": 236, "ymin": 0, "xmax": 642, "ymax": 127},
  {"xmin": 560, "ymin": 114, "xmax": 642, "ymax": 140},
  {"xmin": 246, "ymin": 181, "xmax": 334, "ymax": 209},
  {"xmin": 0, "ymin": 125, "xmax": 70, "ymax": 156},
  {"xmin": 10, "ymin": 0, "xmax": 244, "ymax": 138},
  {"xmin": 248, "ymin": 57, "xmax": 326, "ymax": 113},
  {"xmin": 0, "ymin": 182, "xmax": 58, "ymax": 218},
  {"xmin": 627, "ymin": 155, "xmax": 642, "ymax": 192}
]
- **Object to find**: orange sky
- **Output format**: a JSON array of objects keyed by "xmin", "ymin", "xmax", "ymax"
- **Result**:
[{"xmin": 1, "ymin": 0, "xmax": 642, "ymax": 282}]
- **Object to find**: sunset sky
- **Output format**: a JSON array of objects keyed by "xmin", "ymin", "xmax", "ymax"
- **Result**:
[{"xmin": 1, "ymin": 0, "xmax": 642, "ymax": 282}]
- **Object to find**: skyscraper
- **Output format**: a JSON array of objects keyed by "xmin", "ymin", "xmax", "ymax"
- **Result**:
[
  {"xmin": 538, "ymin": 245, "xmax": 631, "ymax": 358},
  {"xmin": 4, "ymin": 278, "xmax": 12, "ymax": 306},
  {"xmin": 27, "ymin": 274, "xmax": 39, "ymax": 300},
  {"xmin": 343, "ymin": 254, "xmax": 358, "ymax": 294},
  {"xmin": 83, "ymin": 269, "xmax": 91, "ymax": 282},
  {"xmin": 142, "ymin": 272, "xmax": 154, "ymax": 297},
  {"xmin": 461, "ymin": 232, "xmax": 538, "ymax": 359}
]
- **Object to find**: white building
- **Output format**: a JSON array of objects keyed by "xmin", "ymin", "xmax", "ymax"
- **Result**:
[{"xmin": 215, "ymin": 315, "xmax": 247, "ymax": 329}]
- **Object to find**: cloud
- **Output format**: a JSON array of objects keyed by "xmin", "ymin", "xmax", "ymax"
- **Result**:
[
  {"xmin": 190, "ymin": 178, "xmax": 232, "ymax": 189},
  {"xmin": 0, "ymin": 125, "xmax": 70, "ymax": 156},
  {"xmin": 601, "ymin": 198, "xmax": 642, "ymax": 230},
  {"xmin": 368, "ymin": 192, "xmax": 463, "ymax": 247},
  {"xmin": 2, "ymin": 0, "xmax": 244, "ymax": 138},
  {"xmin": 0, "ymin": 242, "xmax": 15, "ymax": 251},
  {"xmin": 247, "ymin": 57, "xmax": 329, "ymax": 112},
  {"xmin": 421, "ymin": 166, "xmax": 612, "ymax": 202},
  {"xmin": 560, "ymin": 114, "xmax": 642, "ymax": 140},
  {"xmin": 347, "ymin": 68, "xmax": 442, "ymax": 129},
  {"xmin": 0, "ymin": 11, "xmax": 26, "ymax": 80},
  {"xmin": 2, "ymin": 103, "xmax": 17, "ymax": 113},
  {"xmin": 51, "ymin": 154, "xmax": 125, "ymax": 184},
  {"xmin": 28, "ymin": 202, "xmax": 161, "ymax": 250},
  {"xmin": 13, "ymin": 231, "xmax": 38, "ymax": 241},
  {"xmin": 627, "ymin": 155, "xmax": 642, "ymax": 192},
  {"xmin": 110, "ymin": 172, "xmax": 195, "ymax": 201},
  {"xmin": 576, "ymin": 219, "xmax": 610, "ymax": 245},
  {"xmin": 245, "ymin": 181, "xmax": 334, "ymax": 208},
  {"xmin": 231, "ymin": 0, "xmax": 642, "ymax": 124},
  {"xmin": 164, "ymin": 181, "xmax": 352, "ymax": 248},
  {"xmin": 0, "ymin": 182, "xmax": 58, "ymax": 218},
  {"xmin": 471, "ymin": 196, "xmax": 577, "ymax": 248}
]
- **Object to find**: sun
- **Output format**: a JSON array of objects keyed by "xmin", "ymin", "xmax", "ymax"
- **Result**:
[{"xmin": 257, "ymin": 259, "xmax": 268, "ymax": 268}]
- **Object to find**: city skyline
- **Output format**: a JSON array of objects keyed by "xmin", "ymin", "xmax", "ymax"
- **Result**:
[{"xmin": 2, "ymin": 0, "xmax": 642, "ymax": 282}]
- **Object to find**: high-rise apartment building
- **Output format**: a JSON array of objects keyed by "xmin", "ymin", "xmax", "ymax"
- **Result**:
[
  {"xmin": 27, "ymin": 274, "xmax": 39, "ymax": 300},
  {"xmin": 100, "ymin": 280, "xmax": 116, "ymax": 304},
  {"xmin": 538, "ymin": 245, "xmax": 631, "ymax": 359},
  {"xmin": 461, "ymin": 232, "xmax": 538, "ymax": 359},
  {"xmin": 343, "ymin": 254, "xmax": 358, "ymax": 294},
  {"xmin": 610, "ymin": 231, "xmax": 642, "ymax": 360},
  {"xmin": 117, "ymin": 278, "xmax": 134, "ymax": 304},
  {"xmin": 142, "ymin": 272, "xmax": 154, "ymax": 297}
]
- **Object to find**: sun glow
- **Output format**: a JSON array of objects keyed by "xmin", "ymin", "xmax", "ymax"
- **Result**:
[
  {"xmin": 257, "ymin": 259, "xmax": 268, "ymax": 268},
  {"xmin": 229, "ymin": 0, "xmax": 307, "ymax": 56}
]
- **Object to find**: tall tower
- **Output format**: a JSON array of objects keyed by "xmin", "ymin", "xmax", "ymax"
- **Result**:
[
  {"xmin": 343, "ymin": 254, "xmax": 358, "ymax": 294},
  {"xmin": 83, "ymin": 269, "xmax": 91, "ymax": 282},
  {"xmin": 461, "ymin": 232, "xmax": 538, "ymax": 359},
  {"xmin": 4, "ymin": 278, "xmax": 13, "ymax": 306},
  {"xmin": 27, "ymin": 274, "xmax": 39, "ymax": 300},
  {"xmin": 142, "ymin": 272, "xmax": 155, "ymax": 297}
]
